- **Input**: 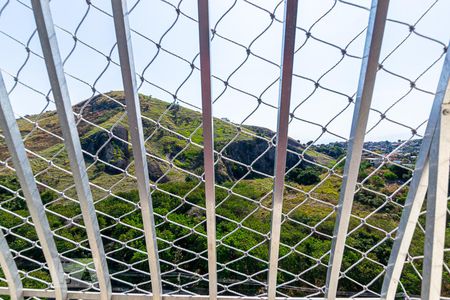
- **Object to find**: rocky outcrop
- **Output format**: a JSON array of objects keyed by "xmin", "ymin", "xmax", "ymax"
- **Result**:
[
  {"xmin": 81, "ymin": 125, "xmax": 168, "ymax": 181},
  {"xmin": 147, "ymin": 157, "xmax": 168, "ymax": 183},
  {"xmin": 81, "ymin": 126, "xmax": 130, "ymax": 175},
  {"xmin": 222, "ymin": 138, "xmax": 306, "ymax": 179}
]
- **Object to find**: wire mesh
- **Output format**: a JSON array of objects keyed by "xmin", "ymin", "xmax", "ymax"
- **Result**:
[{"xmin": 0, "ymin": 0, "xmax": 448, "ymax": 299}]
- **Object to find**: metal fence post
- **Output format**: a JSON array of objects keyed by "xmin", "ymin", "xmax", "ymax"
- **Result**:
[
  {"xmin": 325, "ymin": 1, "xmax": 389, "ymax": 298},
  {"xmin": 381, "ymin": 44, "xmax": 450, "ymax": 300},
  {"xmin": 267, "ymin": 1, "xmax": 299, "ymax": 299},
  {"xmin": 111, "ymin": 0, "xmax": 163, "ymax": 298},
  {"xmin": 197, "ymin": 0, "xmax": 217, "ymax": 299},
  {"xmin": 30, "ymin": 0, "xmax": 112, "ymax": 298},
  {"xmin": 0, "ymin": 71, "xmax": 67, "ymax": 300},
  {"xmin": 421, "ymin": 102, "xmax": 450, "ymax": 299}
]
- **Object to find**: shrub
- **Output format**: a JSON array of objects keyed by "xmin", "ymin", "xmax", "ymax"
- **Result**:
[
  {"xmin": 389, "ymin": 164, "xmax": 412, "ymax": 181},
  {"xmin": 294, "ymin": 168, "xmax": 321, "ymax": 185},
  {"xmin": 383, "ymin": 170, "xmax": 398, "ymax": 181},
  {"xmin": 369, "ymin": 175, "xmax": 384, "ymax": 188},
  {"xmin": 354, "ymin": 190, "xmax": 385, "ymax": 207},
  {"xmin": 40, "ymin": 190, "xmax": 57, "ymax": 204}
]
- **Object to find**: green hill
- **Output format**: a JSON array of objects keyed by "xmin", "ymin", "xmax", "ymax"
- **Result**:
[
  {"xmin": 1, "ymin": 91, "xmax": 332, "ymax": 193},
  {"xmin": 0, "ymin": 91, "xmax": 446, "ymax": 296}
]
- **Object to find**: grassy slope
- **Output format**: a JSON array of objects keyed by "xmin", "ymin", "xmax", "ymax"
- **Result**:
[
  {"xmin": 0, "ymin": 91, "xmax": 446, "ymax": 295},
  {"xmin": 4, "ymin": 91, "xmax": 332, "ymax": 192}
]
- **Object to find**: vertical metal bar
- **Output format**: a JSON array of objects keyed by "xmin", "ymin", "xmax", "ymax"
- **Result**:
[
  {"xmin": 197, "ymin": 0, "xmax": 217, "ymax": 299},
  {"xmin": 381, "ymin": 45, "xmax": 450, "ymax": 300},
  {"xmin": 0, "ymin": 73, "xmax": 67, "ymax": 299},
  {"xmin": 0, "ymin": 229, "xmax": 22, "ymax": 300},
  {"xmin": 0, "ymin": 86, "xmax": 23, "ymax": 299},
  {"xmin": 110, "ymin": 1, "xmax": 162, "ymax": 299},
  {"xmin": 267, "ymin": 1, "xmax": 298, "ymax": 299},
  {"xmin": 30, "ymin": 1, "xmax": 112, "ymax": 299},
  {"xmin": 421, "ymin": 102, "xmax": 450, "ymax": 300},
  {"xmin": 325, "ymin": 1, "xmax": 389, "ymax": 298}
]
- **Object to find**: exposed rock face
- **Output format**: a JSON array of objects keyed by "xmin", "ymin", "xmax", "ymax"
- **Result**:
[
  {"xmin": 147, "ymin": 157, "xmax": 167, "ymax": 183},
  {"xmin": 81, "ymin": 126, "xmax": 130, "ymax": 174},
  {"xmin": 81, "ymin": 124, "xmax": 167, "ymax": 181},
  {"xmin": 215, "ymin": 160, "xmax": 233, "ymax": 183},
  {"xmin": 222, "ymin": 138, "xmax": 304, "ymax": 179}
]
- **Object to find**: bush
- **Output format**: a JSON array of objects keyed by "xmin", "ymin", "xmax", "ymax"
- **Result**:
[
  {"xmin": 389, "ymin": 165, "xmax": 412, "ymax": 181},
  {"xmin": 40, "ymin": 190, "xmax": 57, "ymax": 204},
  {"xmin": 354, "ymin": 190, "xmax": 385, "ymax": 207},
  {"xmin": 383, "ymin": 170, "xmax": 398, "ymax": 181},
  {"xmin": 294, "ymin": 168, "xmax": 321, "ymax": 185},
  {"xmin": 369, "ymin": 175, "xmax": 384, "ymax": 188}
]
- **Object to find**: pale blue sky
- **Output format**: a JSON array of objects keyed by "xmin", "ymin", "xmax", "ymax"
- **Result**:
[{"xmin": 0, "ymin": 0, "xmax": 449, "ymax": 143}]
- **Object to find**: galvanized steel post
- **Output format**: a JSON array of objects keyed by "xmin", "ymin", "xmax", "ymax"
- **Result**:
[
  {"xmin": 267, "ymin": 1, "xmax": 299, "ymax": 299},
  {"xmin": 111, "ymin": 0, "xmax": 163, "ymax": 298},
  {"xmin": 197, "ymin": 0, "xmax": 218, "ymax": 298}
]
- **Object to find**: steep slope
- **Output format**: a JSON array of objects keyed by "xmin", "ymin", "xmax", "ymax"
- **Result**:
[{"xmin": 5, "ymin": 91, "xmax": 332, "ymax": 188}]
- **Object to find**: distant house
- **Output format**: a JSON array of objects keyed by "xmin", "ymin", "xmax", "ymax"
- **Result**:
[{"xmin": 366, "ymin": 157, "xmax": 383, "ymax": 167}]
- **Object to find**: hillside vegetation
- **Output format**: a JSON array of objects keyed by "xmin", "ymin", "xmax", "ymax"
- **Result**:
[{"xmin": 0, "ymin": 91, "xmax": 447, "ymax": 297}]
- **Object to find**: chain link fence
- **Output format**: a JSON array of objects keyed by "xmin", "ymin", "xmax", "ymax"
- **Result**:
[{"xmin": 0, "ymin": 0, "xmax": 449, "ymax": 299}]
